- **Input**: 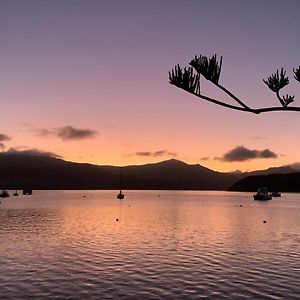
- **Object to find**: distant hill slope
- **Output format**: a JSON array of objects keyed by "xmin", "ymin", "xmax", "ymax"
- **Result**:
[
  {"xmin": 108, "ymin": 159, "xmax": 241, "ymax": 190},
  {"xmin": 0, "ymin": 155, "xmax": 240, "ymax": 190},
  {"xmin": 0, "ymin": 154, "xmax": 112, "ymax": 190},
  {"xmin": 2, "ymin": 153, "xmax": 300, "ymax": 191},
  {"xmin": 229, "ymin": 172, "xmax": 300, "ymax": 192},
  {"xmin": 245, "ymin": 165, "xmax": 297, "ymax": 176}
]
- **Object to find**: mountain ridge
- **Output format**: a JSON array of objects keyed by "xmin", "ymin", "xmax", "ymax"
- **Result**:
[
  {"xmin": 1, "ymin": 153, "xmax": 299, "ymax": 191},
  {"xmin": 0, "ymin": 155, "xmax": 238, "ymax": 190}
]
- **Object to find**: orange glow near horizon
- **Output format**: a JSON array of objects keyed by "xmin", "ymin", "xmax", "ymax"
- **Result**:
[
  {"xmin": 3, "ymin": 110, "xmax": 300, "ymax": 173},
  {"xmin": 1, "ymin": 1, "xmax": 300, "ymax": 173}
]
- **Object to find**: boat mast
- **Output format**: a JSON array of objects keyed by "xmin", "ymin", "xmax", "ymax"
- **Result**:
[{"xmin": 119, "ymin": 167, "xmax": 123, "ymax": 192}]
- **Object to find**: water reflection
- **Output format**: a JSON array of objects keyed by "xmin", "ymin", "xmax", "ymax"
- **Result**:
[{"xmin": 0, "ymin": 190, "xmax": 299, "ymax": 299}]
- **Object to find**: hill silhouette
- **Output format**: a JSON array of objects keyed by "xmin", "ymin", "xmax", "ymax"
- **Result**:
[
  {"xmin": 229, "ymin": 172, "xmax": 300, "ymax": 192},
  {"xmin": 243, "ymin": 165, "xmax": 297, "ymax": 176},
  {"xmin": 0, "ymin": 154, "xmax": 240, "ymax": 190},
  {"xmin": 1, "ymin": 153, "xmax": 300, "ymax": 191}
]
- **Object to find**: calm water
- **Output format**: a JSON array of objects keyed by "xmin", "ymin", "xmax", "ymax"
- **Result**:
[{"xmin": 0, "ymin": 190, "xmax": 299, "ymax": 299}]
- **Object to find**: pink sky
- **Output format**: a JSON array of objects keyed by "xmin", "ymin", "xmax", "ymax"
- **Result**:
[{"xmin": 1, "ymin": 0, "xmax": 300, "ymax": 172}]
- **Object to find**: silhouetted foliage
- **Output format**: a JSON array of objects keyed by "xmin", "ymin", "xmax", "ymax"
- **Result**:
[
  {"xmin": 263, "ymin": 68, "xmax": 289, "ymax": 93},
  {"xmin": 189, "ymin": 54, "xmax": 222, "ymax": 84},
  {"xmin": 293, "ymin": 66, "xmax": 300, "ymax": 83},
  {"xmin": 169, "ymin": 65, "xmax": 200, "ymax": 94},
  {"xmin": 169, "ymin": 54, "xmax": 300, "ymax": 114},
  {"xmin": 282, "ymin": 94, "xmax": 295, "ymax": 106}
]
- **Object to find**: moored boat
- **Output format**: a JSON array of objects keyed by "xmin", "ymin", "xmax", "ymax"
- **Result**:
[
  {"xmin": 116, "ymin": 167, "xmax": 125, "ymax": 200},
  {"xmin": 253, "ymin": 187, "xmax": 272, "ymax": 201},
  {"xmin": 271, "ymin": 191, "xmax": 281, "ymax": 197},
  {"xmin": 117, "ymin": 191, "xmax": 125, "ymax": 200},
  {"xmin": 23, "ymin": 189, "xmax": 32, "ymax": 195},
  {"xmin": 0, "ymin": 190, "xmax": 9, "ymax": 198}
]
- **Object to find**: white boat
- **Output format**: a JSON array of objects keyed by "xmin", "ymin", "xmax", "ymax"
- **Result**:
[
  {"xmin": 271, "ymin": 191, "xmax": 281, "ymax": 197},
  {"xmin": 253, "ymin": 187, "xmax": 272, "ymax": 201}
]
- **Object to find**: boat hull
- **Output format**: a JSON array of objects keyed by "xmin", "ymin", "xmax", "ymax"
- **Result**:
[
  {"xmin": 271, "ymin": 192, "xmax": 281, "ymax": 197},
  {"xmin": 253, "ymin": 195, "xmax": 272, "ymax": 201},
  {"xmin": 0, "ymin": 194, "xmax": 9, "ymax": 198},
  {"xmin": 23, "ymin": 189, "xmax": 32, "ymax": 195},
  {"xmin": 0, "ymin": 190, "xmax": 9, "ymax": 198},
  {"xmin": 117, "ymin": 191, "xmax": 125, "ymax": 199}
]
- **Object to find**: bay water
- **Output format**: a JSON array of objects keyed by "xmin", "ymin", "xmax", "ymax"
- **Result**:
[{"xmin": 0, "ymin": 190, "xmax": 299, "ymax": 299}]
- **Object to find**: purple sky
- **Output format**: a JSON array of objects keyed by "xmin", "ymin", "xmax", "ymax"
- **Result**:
[{"xmin": 1, "ymin": 0, "xmax": 300, "ymax": 171}]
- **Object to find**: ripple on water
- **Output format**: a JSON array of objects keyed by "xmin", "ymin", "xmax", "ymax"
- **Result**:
[{"xmin": 0, "ymin": 191, "xmax": 300, "ymax": 299}]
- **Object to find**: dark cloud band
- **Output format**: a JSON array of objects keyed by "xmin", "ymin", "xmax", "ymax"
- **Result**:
[
  {"xmin": 217, "ymin": 146, "xmax": 278, "ymax": 162},
  {"xmin": 0, "ymin": 133, "xmax": 11, "ymax": 142},
  {"xmin": 135, "ymin": 150, "xmax": 177, "ymax": 157},
  {"xmin": 37, "ymin": 126, "xmax": 98, "ymax": 140},
  {"xmin": 2, "ymin": 147, "xmax": 61, "ymax": 158}
]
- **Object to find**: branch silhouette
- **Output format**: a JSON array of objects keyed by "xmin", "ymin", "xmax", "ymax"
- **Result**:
[{"xmin": 169, "ymin": 54, "xmax": 300, "ymax": 114}]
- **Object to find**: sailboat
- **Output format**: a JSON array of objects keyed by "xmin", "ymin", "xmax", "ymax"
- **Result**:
[
  {"xmin": 117, "ymin": 167, "xmax": 125, "ymax": 199},
  {"xmin": 117, "ymin": 190, "xmax": 125, "ymax": 200}
]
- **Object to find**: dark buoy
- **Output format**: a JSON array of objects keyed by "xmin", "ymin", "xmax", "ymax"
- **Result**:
[
  {"xmin": 263, "ymin": 220, "xmax": 267, "ymax": 223},
  {"xmin": 116, "ymin": 218, "xmax": 119, "ymax": 221},
  {"xmin": 240, "ymin": 204, "xmax": 243, "ymax": 207},
  {"xmin": 83, "ymin": 195, "xmax": 86, "ymax": 198}
]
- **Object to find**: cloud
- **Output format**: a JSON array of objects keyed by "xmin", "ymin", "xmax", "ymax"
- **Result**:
[
  {"xmin": 0, "ymin": 143, "xmax": 5, "ymax": 150},
  {"xmin": 2, "ymin": 147, "xmax": 62, "ymax": 158},
  {"xmin": 251, "ymin": 136, "xmax": 268, "ymax": 140},
  {"xmin": 37, "ymin": 126, "xmax": 98, "ymax": 140},
  {"xmin": 135, "ymin": 149, "xmax": 177, "ymax": 157},
  {"xmin": 0, "ymin": 133, "xmax": 11, "ymax": 142},
  {"xmin": 217, "ymin": 146, "xmax": 278, "ymax": 162},
  {"xmin": 200, "ymin": 157, "xmax": 210, "ymax": 161}
]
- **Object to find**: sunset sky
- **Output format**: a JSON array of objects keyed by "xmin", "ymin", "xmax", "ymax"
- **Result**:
[{"xmin": 1, "ymin": 0, "xmax": 300, "ymax": 172}]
